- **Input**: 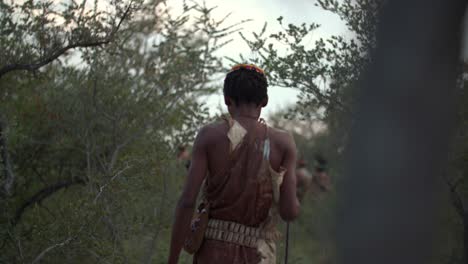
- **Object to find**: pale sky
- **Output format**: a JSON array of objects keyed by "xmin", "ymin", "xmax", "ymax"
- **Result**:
[{"xmin": 169, "ymin": 0, "xmax": 348, "ymax": 119}]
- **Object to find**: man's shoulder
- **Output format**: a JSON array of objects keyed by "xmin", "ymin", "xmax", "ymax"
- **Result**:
[
  {"xmin": 197, "ymin": 120, "xmax": 228, "ymax": 142},
  {"xmin": 200, "ymin": 120, "xmax": 227, "ymax": 132},
  {"xmin": 268, "ymin": 125, "xmax": 294, "ymax": 145}
]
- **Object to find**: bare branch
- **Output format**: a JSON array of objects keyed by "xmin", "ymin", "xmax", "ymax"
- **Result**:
[
  {"xmin": 86, "ymin": 249, "xmax": 112, "ymax": 264},
  {"xmin": 31, "ymin": 237, "xmax": 74, "ymax": 264},
  {"xmin": 101, "ymin": 201, "xmax": 129, "ymax": 263},
  {"xmin": 107, "ymin": 93, "xmax": 184, "ymax": 171},
  {"xmin": 7, "ymin": 229, "xmax": 24, "ymax": 262},
  {"xmin": 13, "ymin": 178, "xmax": 86, "ymax": 226},
  {"xmin": 442, "ymin": 174, "xmax": 465, "ymax": 217},
  {"xmin": 0, "ymin": 118, "xmax": 15, "ymax": 197},
  {"xmin": 93, "ymin": 164, "xmax": 131, "ymax": 203},
  {"xmin": 76, "ymin": 0, "xmax": 88, "ymax": 26},
  {"xmin": 0, "ymin": 4, "xmax": 132, "ymax": 78},
  {"xmin": 142, "ymin": 166, "xmax": 168, "ymax": 263},
  {"xmin": 30, "ymin": 217, "xmax": 90, "ymax": 263},
  {"xmin": 108, "ymin": 144, "xmax": 124, "ymax": 173}
]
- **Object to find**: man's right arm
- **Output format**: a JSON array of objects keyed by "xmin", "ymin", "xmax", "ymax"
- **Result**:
[
  {"xmin": 278, "ymin": 132, "xmax": 300, "ymax": 221},
  {"xmin": 168, "ymin": 126, "xmax": 209, "ymax": 264}
]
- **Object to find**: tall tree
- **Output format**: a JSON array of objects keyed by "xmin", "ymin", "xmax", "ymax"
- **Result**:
[{"xmin": 0, "ymin": 0, "xmax": 134, "ymax": 197}]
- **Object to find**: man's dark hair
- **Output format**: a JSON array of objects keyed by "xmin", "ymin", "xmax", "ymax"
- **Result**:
[{"xmin": 223, "ymin": 68, "xmax": 268, "ymax": 106}]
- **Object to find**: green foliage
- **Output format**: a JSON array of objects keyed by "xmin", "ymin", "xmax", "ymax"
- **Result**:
[
  {"xmin": 0, "ymin": 0, "xmax": 132, "ymax": 77},
  {"xmin": 234, "ymin": 1, "xmax": 384, "ymax": 165},
  {"xmin": 0, "ymin": 1, "xmax": 241, "ymax": 263},
  {"xmin": 236, "ymin": 0, "xmax": 382, "ymax": 120}
]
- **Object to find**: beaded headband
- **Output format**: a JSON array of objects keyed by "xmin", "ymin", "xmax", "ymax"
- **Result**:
[{"xmin": 228, "ymin": 63, "xmax": 265, "ymax": 76}]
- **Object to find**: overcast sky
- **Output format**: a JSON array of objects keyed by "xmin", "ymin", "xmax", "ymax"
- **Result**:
[{"xmin": 169, "ymin": 0, "xmax": 348, "ymax": 118}]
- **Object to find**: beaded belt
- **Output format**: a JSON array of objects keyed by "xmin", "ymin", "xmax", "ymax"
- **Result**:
[{"xmin": 204, "ymin": 219, "xmax": 276, "ymax": 248}]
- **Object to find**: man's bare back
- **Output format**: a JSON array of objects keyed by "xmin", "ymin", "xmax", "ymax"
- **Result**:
[
  {"xmin": 203, "ymin": 120, "xmax": 293, "ymax": 181},
  {"xmin": 194, "ymin": 118, "xmax": 299, "ymax": 220}
]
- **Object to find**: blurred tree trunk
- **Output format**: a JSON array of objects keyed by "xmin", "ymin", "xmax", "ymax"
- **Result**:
[
  {"xmin": 464, "ymin": 216, "xmax": 468, "ymax": 264},
  {"xmin": 338, "ymin": 0, "xmax": 467, "ymax": 263}
]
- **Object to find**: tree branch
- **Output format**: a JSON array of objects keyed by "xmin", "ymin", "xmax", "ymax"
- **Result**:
[
  {"xmin": 0, "ymin": 119, "xmax": 15, "ymax": 197},
  {"xmin": 107, "ymin": 93, "xmax": 184, "ymax": 172},
  {"xmin": 13, "ymin": 178, "xmax": 86, "ymax": 226},
  {"xmin": 443, "ymin": 174, "xmax": 464, "ymax": 218},
  {"xmin": 0, "ymin": 4, "xmax": 132, "ymax": 78},
  {"xmin": 93, "ymin": 164, "xmax": 130, "ymax": 203},
  {"xmin": 30, "ymin": 216, "xmax": 90, "ymax": 263},
  {"xmin": 31, "ymin": 237, "xmax": 74, "ymax": 264},
  {"xmin": 142, "ymin": 166, "xmax": 168, "ymax": 263}
]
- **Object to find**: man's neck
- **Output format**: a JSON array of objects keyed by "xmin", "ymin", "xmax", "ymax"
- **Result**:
[{"xmin": 230, "ymin": 107, "xmax": 261, "ymax": 120}]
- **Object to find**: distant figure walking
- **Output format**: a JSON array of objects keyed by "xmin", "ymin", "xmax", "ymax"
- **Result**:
[
  {"xmin": 296, "ymin": 158, "xmax": 313, "ymax": 201},
  {"xmin": 296, "ymin": 156, "xmax": 331, "ymax": 201}
]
